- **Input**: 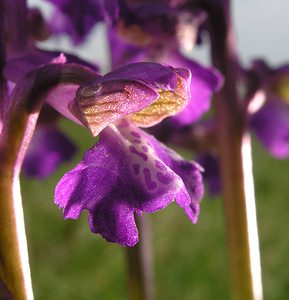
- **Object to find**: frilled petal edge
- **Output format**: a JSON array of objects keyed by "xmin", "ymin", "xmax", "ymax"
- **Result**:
[{"xmin": 55, "ymin": 119, "xmax": 204, "ymax": 246}]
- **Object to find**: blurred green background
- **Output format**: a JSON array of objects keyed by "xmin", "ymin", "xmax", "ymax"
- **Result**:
[{"xmin": 21, "ymin": 118, "xmax": 289, "ymax": 300}]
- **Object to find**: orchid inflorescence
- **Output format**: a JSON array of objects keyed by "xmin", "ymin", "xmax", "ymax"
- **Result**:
[{"xmin": 0, "ymin": 0, "xmax": 288, "ymax": 299}]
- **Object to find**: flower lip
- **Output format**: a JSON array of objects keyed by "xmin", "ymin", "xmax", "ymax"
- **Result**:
[{"xmin": 54, "ymin": 119, "xmax": 204, "ymax": 246}]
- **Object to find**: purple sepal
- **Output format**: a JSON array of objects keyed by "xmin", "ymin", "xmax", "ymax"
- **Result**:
[
  {"xmin": 55, "ymin": 120, "xmax": 204, "ymax": 246},
  {"xmin": 168, "ymin": 51, "xmax": 223, "ymax": 125},
  {"xmin": 107, "ymin": 44, "xmax": 223, "ymax": 124},
  {"xmin": 100, "ymin": 62, "xmax": 181, "ymax": 91},
  {"xmin": 73, "ymin": 62, "xmax": 191, "ymax": 136},
  {"xmin": 108, "ymin": 28, "xmax": 146, "ymax": 68},
  {"xmin": 48, "ymin": 0, "xmax": 106, "ymax": 44},
  {"xmin": 4, "ymin": 49, "xmax": 98, "ymax": 84},
  {"xmin": 250, "ymin": 100, "xmax": 289, "ymax": 158},
  {"xmin": 22, "ymin": 126, "xmax": 77, "ymax": 179}
]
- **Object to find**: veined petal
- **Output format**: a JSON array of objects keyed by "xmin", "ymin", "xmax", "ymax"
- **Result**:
[
  {"xmin": 55, "ymin": 119, "xmax": 203, "ymax": 246},
  {"xmin": 128, "ymin": 68, "xmax": 190, "ymax": 127},
  {"xmin": 71, "ymin": 79, "xmax": 158, "ymax": 136},
  {"xmin": 71, "ymin": 62, "xmax": 191, "ymax": 136}
]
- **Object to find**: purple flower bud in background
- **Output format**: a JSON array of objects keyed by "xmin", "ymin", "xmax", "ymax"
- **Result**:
[
  {"xmin": 22, "ymin": 125, "xmax": 76, "ymax": 179},
  {"xmin": 47, "ymin": 0, "xmax": 106, "ymax": 44},
  {"xmin": 196, "ymin": 153, "xmax": 221, "ymax": 197},
  {"xmin": 248, "ymin": 60, "xmax": 289, "ymax": 158}
]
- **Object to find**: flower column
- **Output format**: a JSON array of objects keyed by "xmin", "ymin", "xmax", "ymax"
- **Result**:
[{"xmin": 206, "ymin": 1, "xmax": 263, "ymax": 299}]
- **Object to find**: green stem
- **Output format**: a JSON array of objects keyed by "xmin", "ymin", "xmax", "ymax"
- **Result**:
[
  {"xmin": 126, "ymin": 215, "xmax": 154, "ymax": 300},
  {"xmin": 0, "ymin": 64, "xmax": 96, "ymax": 299},
  {"xmin": 206, "ymin": 1, "xmax": 263, "ymax": 299}
]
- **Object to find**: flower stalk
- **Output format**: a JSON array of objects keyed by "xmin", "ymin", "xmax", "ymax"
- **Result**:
[
  {"xmin": 206, "ymin": 1, "xmax": 263, "ymax": 299},
  {"xmin": 0, "ymin": 63, "xmax": 96, "ymax": 299},
  {"xmin": 126, "ymin": 215, "xmax": 154, "ymax": 300}
]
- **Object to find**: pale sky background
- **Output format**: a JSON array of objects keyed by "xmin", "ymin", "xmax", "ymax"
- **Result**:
[{"xmin": 28, "ymin": 0, "xmax": 289, "ymax": 70}]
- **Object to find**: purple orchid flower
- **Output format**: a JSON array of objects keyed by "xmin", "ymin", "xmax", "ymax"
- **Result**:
[
  {"xmin": 248, "ymin": 60, "xmax": 289, "ymax": 158},
  {"xmin": 45, "ymin": 0, "xmax": 223, "ymax": 124},
  {"xmin": 250, "ymin": 98, "xmax": 289, "ymax": 158},
  {"xmin": 163, "ymin": 51, "xmax": 223, "ymax": 125},
  {"xmin": 53, "ymin": 62, "xmax": 204, "ymax": 246},
  {"xmin": 104, "ymin": 4, "xmax": 222, "ymax": 125},
  {"xmin": 107, "ymin": 32, "xmax": 223, "ymax": 125},
  {"xmin": 47, "ymin": 0, "xmax": 106, "ymax": 44}
]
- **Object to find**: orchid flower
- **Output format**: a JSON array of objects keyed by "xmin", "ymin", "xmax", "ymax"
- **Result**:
[
  {"xmin": 4, "ymin": 52, "xmax": 205, "ymax": 247},
  {"xmin": 248, "ymin": 60, "xmax": 289, "ymax": 158},
  {"xmin": 36, "ymin": 61, "xmax": 203, "ymax": 247},
  {"xmin": 4, "ymin": 49, "xmax": 98, "ymax": 179}
]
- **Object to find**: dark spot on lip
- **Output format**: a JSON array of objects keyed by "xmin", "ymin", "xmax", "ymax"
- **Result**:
[
  {"xmin": 129, "ymin": 146, "xmax": 148, "ymax": 161},
  {"xmin": 132, "ymin": 164, "xmax": 140, "ymax": 175},
  {"xmin": 130, "ymin": 131, "xmax": 142, "ymax": 139},
  {"xmin": 143, "ymin": 168, "xmax": 157, "ymax": 190},
  {"xmin": 156, "ymin": 172, "xmax": 173, "ymax": 184}
]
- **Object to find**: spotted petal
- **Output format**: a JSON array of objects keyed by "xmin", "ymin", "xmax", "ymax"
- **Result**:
[{"xmin": 55, "ymin": 119, "xmax": 203, "ymax": 246}]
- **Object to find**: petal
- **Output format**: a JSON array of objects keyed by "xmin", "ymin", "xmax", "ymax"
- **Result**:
[
  {"xmin": 72, "ymin": 79, "xmax": 159, "ymax": 136},
  {"xmin": 108, "ymin": 28, "xmax": 146, "ymax": 68},
  {"xmin": 101, "ymin": 62, "xmax": 181, "ymax": 90},
  {"xmin": 166, "ymin": 51, "xmax": 223, "ymax": 125},
  {"xmin": 271, "ymin": 67, "xmax": 289, "ymax": 102},
  {"xmin": 71, "ymin": 62, "xmax": 191, "ymax": 135},
  {"xmin": 141, "ymin": 127, "xmax": 204, "ymax": 223},
  {"xmin": 48, "ymin": 0, "xmax": 106, "ymax": 44},
  {"xmin": 250, "ymin": 99, "xmax": 289, "ymax": 158},
  {"xmin": 55, "ymin": 119, "xmax": 201, "ymax": 246},
  {"xmin": 22, "ymin": 126, "xmax": 77, "ymax": 179},
  {"xmin": 4, "ymin": 54, "xmax": 99, "ymax": 126},
  {"xmin": 128, "ymin": 67, "xmax": 191, "ymax": 127},
  {"xmin": 4, "ymin": 49, "xmax": 98, "ymax": 83}
]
